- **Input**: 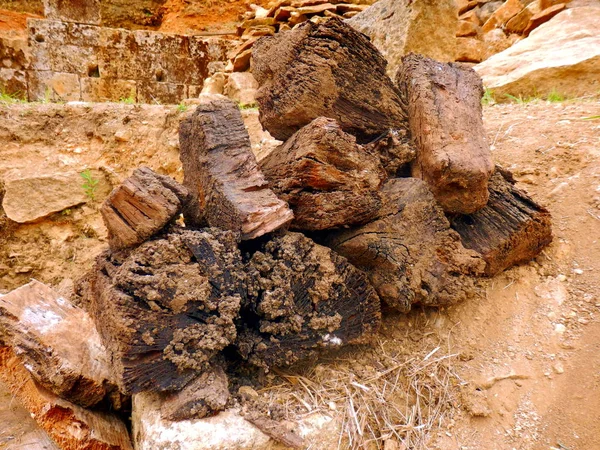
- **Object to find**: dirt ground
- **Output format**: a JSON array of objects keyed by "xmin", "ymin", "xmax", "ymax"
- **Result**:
[{"xmin": 0, "ymin": 99, "xmax": 599, "ymax": 449}]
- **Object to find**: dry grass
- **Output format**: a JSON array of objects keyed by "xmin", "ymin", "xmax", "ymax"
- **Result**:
[{"xmin": 260, "ymin": 334, "xmax": 461, "ymax": 449}]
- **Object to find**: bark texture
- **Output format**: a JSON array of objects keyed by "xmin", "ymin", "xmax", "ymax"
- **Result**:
[
  {"xmin": 0, "ymin": 280, "xmax": 118, "ymax": 408},
  {"xmin": 259, "ymin": 117, "xmax": 387, "ymax": 230},
  {"xmin": 179, "ymin": 97, "xmax": 293, "ymax": 239},
  {"xmin": 252, "ymin": 18, "xmax": 412, "ymax": 145},
  {"xmin": 324, "ymin": 178, "xmax": 485, "ymax": 312},
  {"xmin": 363, "ymin": 128, "xmax": 417, "ymax": 177},
  {"xmin": 85, "ymin": 227, "xmax": 245, "ymax": 394},
  {"xmin": 101, "ymin": 167, "xmax": 190, "ymax": 251},
  {"xmin": 397, "ymin": 53, "xmax": 494, "ymax": 214},
  {"xmin": 450, "ymin": 171, "xmax": 553, "ymax": 276},
  {"xmin": 238, "ymin": 232, "xmax": 381, "ymax": 369}
]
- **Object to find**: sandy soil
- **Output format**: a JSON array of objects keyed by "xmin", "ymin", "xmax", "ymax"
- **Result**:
[{"xmin": 0, "ymin": 99, "xmax": 599, "ymax": 449}]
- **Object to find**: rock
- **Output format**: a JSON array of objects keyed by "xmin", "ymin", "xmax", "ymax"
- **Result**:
[
  {"xmin": 523, "ymin": 3, "xmax": 567, "ymax": 35},
  {"xmin": 540, "ymin": 0, "xmax": 571, "ymax": 8},
  {"xmin": 346, "ymin": 0, "xmax": 457, "ymax": 78},
  {"xmin": 457, "ymin": 20, "xmax": 480, "ymax": 37},
  {"xmin": 43, "ymin": 0, "xmax": 101, "ymax": 25},
  {"xmin": 232, "ymin": 48, "xmax": 253, "ymax": 72},
  {"xmin": 2, "ymin": 170, "xmax": 90, "ymax": 223},
  {"xmin": 224, "ymin": 72, "xmax": 258, "ymax": 106},
  {"xmin": 477, "ymin": 0, "xmax": 504, "ymax": 23},
  {"xmin": 201, "ymin": 73, "xmax": 227, "ymax": 95},
  {"xmin": 505, "ymin": 2, "xmax": 541, "ymax": 34},
  {"xmin": 475, "ymin": 7, "xmax": 600, "ymax": 99},
  {"xmin": 481, "ymin": 0, "xmax": 524, "ymax": 33},
  {"xmin": 460, "ymin": 8, "xmax": 481, "ymax": 25}
]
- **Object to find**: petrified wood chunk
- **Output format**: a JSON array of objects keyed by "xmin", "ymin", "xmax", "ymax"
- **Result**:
[
  {"xmin": 161, "ymin": 364, "xmax": 230, "ymax": 421},
  {"xmin": 179, "ymin": 97, "xmax": 293, "ymax": 239},
  {"xmin": 450, "ymin": 171, "xmax": 553, "ymax": 276},
  {"xmin": 0, "ymin": 280, "xmax": 118, "ymax": 408},
  {"xmin": 363, "ymin": 128, "xmax": 417, "ymax": 177},
  {"xmin": 85, "ymin": 227, "xmax": 245, "ymax": 394},
  {"xmin": 252, "ymin": 18, "xmax": 412, "ymax": 144},
  {"xmin": 238, "ymin": 232, "xmax": 381, "ymax": 368},
  {"xmin": 324, "ymin": 178, "xmax": 485, "ymax": 312},
  {"xmin": 259, "ymin": 117, "xmax": 387, "ymax": 230},
  {"xmin": 397, "ymin": 53, "xmax": 494, "ymax": 214},
  {"xmin": 101, "ymin": 167, "xmax": 190, "ymax": 251},
  {"xmin": 0, "ymin": 347, "xmax": 133, "ymax": 450}
]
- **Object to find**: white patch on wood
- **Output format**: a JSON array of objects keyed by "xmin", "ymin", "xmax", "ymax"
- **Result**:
[{"xmin": 21, "ymin": 306, "xmax": 62, "ymax": 334}]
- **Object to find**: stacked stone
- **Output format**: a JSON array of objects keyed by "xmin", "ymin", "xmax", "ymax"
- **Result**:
[
  {"xmin": 456, "ymin": 0, "xmax": 572, "ymax": 63},
  {"xmin": 227, "ymin": 0, "xmax": 375, "ymax": 71}
]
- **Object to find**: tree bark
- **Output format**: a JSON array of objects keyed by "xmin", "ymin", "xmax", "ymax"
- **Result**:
[
  {"xmin": 259, "ymin": 117, "xmax": 387, "ymax": 230},
  {"xmin": 238, "ymin": 232, "xmax": 381, "ymax": 369},
  {"xmin": 0, "ymin": 347, "xmax": 133, "ymax": 450},
  {"xmin": 252, "ymin": 17, "xmax": 412, "ymax": 146},
  {"xmin": 179, "ymin": 97, "xmax": 293, "ymax": 240},
  {"xmin": 323, "ymin": 178, "xmax": 485, "ymax": 312},
  {"xmin": 101, "ymin": 167, "xmax": 190, "ymax": 251},
  {"xmin": 0, "ymin": 280, "xmax": 119, "ymax": 408},
  {"xmin": 397, "ymin": 53, "xmax": 494, "ymax": 214},
  {"xmin": 84, "ymin": 227, "xmax": 245, "ymax": 394},
  {"xmin": 450, "ymin": 170, "xmax": 553, "ymax": 276}
]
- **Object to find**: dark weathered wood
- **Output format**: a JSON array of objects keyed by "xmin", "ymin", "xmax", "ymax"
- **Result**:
[
  {"xmin": 363, "ymin": 128, "xmax": 417, "ymax": 177},
  {"xmin": 397, "ymin": 53, "xmax": 494, "ymax": 214},
  {"xmin": 252, "ymin": 18, "xmax": 413, "ymax": 145},
  {"xmin": 160, "ymin": 364, "xmax": 229, "ymax": 421},
  {"xmin": 0, "ymin": 280, "xmax": 118, "ymax": 408},
  {"xmin": 84, "ymin": 227, "xmax": 245, "ymax": 394},
  {"xmin": 238, "ymin": 232, "xmax": 381, "ymax": 369},
  {"xmin": 450, "ymin": 171, "xmax": 553, "ymax": 276},
  {"xmin": 0, "ymin": 347, "xmax": 133, "ymax": 450},
  {"xmin": 179, "ymin": 97, "xmax": 293, "ymax": 239},
  {"xmin": 101, "ymin": 167, "xmax": 190, "ymax": 251},
  {"xmin": 324, "ymin": 178, "xmax": 485, "ymax": 312},
  {"xmin": 259, "ymin": 117, "xmax": 386, "ymax": 230}
]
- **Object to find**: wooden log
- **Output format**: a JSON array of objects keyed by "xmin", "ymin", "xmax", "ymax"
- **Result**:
[
  {"xmin": 0, "ymin": 347, "xmax": 133, "ymax": 450},
  {"xmin": 397, "ymin": 53, "xmax": 495, "ymax": 214},
  {"xmin": 84, "ymin": 227, "xmax": 245, "ymax": 394},
  {"xmin": 0, "ymin": 280, "xmax": 118, "ymax": 408},
  {"xmin": 179, "ymin": 96, "xmax": 293, "ymax": 239},
  {"xmin": 323, "ymin": 178, "xmax": 485, "ymax": 312},
  {"xmin": 252, "ymin": 18, "xmax": 412, "ymax": 145},
  {"xmin": 238, "ymin": 232, "xmax": 381, "ymax": 369},
  {"xmin": 161, "ymin": 364, "xmax": 230, "ymax": 421},
  {"xmin": 259, "ymin": 117, "xmax": 386, "ymax": 230},
  {"xmin": 101, "ymin": 167, "xmax": 190, "ymax": 251},
  {"xmin": 363, "ymin": 128, "xmax": 417, "ymax": 177},
  {"xmin": 450, "ymin": 170, "xmax": 553, "ymax": 276}
]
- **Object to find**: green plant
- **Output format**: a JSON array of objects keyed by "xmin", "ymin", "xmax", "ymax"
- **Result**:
[
  {"xmin": 0, "ymin": 88, "xmax": 26, "ymax": 105},
  {"xmin": 238, "ymin": 102, "xmax": 259, "ymax": 110},
  {"xmin": 177, "ymin": 102, "xmax": 187, "ymax": 112},
  {"xmin": 481, "ymin": 88, "xmax": 496, "ymax": 106},
  {"xmin": 120, "ymin": 94, "xmax": 135, "ymax": 105},
  {"xmin": 504, "ymin": 93, "xmax": 530, "ymax": 104},
  {"xmin": 42, "ymin": 86, "xmax": 53, "ymax": 104},
  {"xmin": 80, "ymin": 169, "xmax": 99, "ymax": 201},
  {"xmin": 582, "ymin": 115, "xmax": 600, "ymax": 120},
  {"xmin": 546, "ymin": 89, "xmax": 564, "ymax": 102}
]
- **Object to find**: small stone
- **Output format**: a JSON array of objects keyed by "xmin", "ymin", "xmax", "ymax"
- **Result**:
[
  {"xmin": 553, "ymin": 363, "xmax": 564, "ymax": 374},
  {"xmin": 555, "ymin": 323, "xmax": 566, "ymax": 334},
  {"xmin": 573, "ymin": 268, "xmax": 584, "ymax": 275},
  {"xmin": 238, "ymin": 386, "xmax": 259, "ymax": 399},
  {"xmin": 557, "ymin": 274, "xmax": 567, "ymax": 282}
]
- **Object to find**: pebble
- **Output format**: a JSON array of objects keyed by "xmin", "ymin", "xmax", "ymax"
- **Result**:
[
  {"xmin": 553, "ymin": 363, "xmax": 564, "ymax": 374},
  {"xmin": 573, "ymin": 268, "xmax": 584, "ymax": 275},
  {"xmin": 557, "ymin": 274, "xmax": 567, "ymax": 282},
  {"xmin": 555, "ymin": 323, "xmax": 566, "ymax": 334}
]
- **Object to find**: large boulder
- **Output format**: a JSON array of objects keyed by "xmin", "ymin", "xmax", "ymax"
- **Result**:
[
  {"xmin": 474, "ymin": 6, "xmax": 600, "ymax": 99},
  {"xmin": 346, "ymin": 0, "xmax": 457, "ymax": 79}
]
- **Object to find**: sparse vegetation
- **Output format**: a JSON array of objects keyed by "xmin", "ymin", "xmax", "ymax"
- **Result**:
[
  {"xmin": 177, "ymin": 102, "xmax": 188, "ymax": 112},
  {"xmin": 546, "ymin": 89, "xmax": 565, "ymax": 102},
  {"xmin": 481, "ymin": 88, "xmax": 496, "ymax": 106},
  {"xmin": 238, "ymin": 102, "xmax": 259, "ymax": 110},
  {"xmin": 0, "ymin": 88, "xmax": 26, "ymax": 105},
  {"xmin": 119, "ymin": 94, "xmax": 136, "ymax": 105},
  {"xmin": 80, "ymin": 169, "xmax": 100, "ymax": 201}
]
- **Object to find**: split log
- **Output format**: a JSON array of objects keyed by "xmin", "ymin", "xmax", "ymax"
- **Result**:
[
  {"xmin": 0, "ymin": 347, "xmax": 133, "ymax": 450},
  {"xmin": 363, "ymin": 128, "xmax": 417, "ymax": 177},
  {"xmin": 84, "ymin": 227, "xmax": 245, "ymax": 394},
  {"xmin": 161, "ymin": 364, "xmax": 230, "ymax": 421},
  {"xmin": 450, "ymin": 171, "xmax": 553, "ymax": 276},
  {"xmin": 238, "ymin": 232, "xmax": 381, "ymax": 368},
  {"xmin": 259, "ymin": 117, "xmax": 386, "ymax": 230},
  {"xmin": 397, "ymin": 53, "xmax": 495, "ymax": 214},
  {"xmin": 252, "ymin": 18, "xmax": 412, "ymax": 146},
  {"xmin": 179, "ymin": 96, "xmax": 293, "ymax": 239},
  {"xmin": 101, "ymin": 167, "xmax": 190, "ymax": 251},
  {"xmin": 324, "ymin": 178, "xmax": 485, "ymax": 312},
  {"xmin": 0, "ymin": 280, "xmax": 118, "ymax": 408}
]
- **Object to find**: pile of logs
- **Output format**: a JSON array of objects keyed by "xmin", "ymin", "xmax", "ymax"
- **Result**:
[
  {"xmin": 228, "ymin": 0, "xmax": 374, "ymax": 71},
  {"xmin": 0, "ymin": 18, "xmax": 552, "ymax": 449}
]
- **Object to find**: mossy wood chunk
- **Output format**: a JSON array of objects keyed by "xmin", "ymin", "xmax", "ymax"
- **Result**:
[
  {"xmin": 179, "ymin": 97, "xmax": 293, "ymax": 239},
  {"xmin": 324, "ymin": 178, "xmax": 485, "ymax": 312},
  {"xmin": 252, "ymin": 18, "xmax": 412, "ymax": 145},
  {"xmin": 0, "ymin": 347, "xmax": 133, "ymax": 450},
  {"xmin": 160, "ymin": 364, "xmax": 230, "ymax": 421},
  {"xmin": 0, "ymin": 280, "xmax": 117, "ymax": 408},
  {"xmin": 450, "ymin": 171, "xmax": 553, "ymax": 276},
  {"xmin": 86, "ymin": 228, "xmax": 245, "ymax": 394},
  {"xmin": 259, "ymin": 117, "xmax": 387, "ymax": 230},
  {"xmin": 101, "ymin": 167, "xmax": 190, "ymax": 251},
  {"xmin": 238, "ymin": 232, "xmax": 381, "ymax": 368},
  {"xmin": 397, "ymin": 53, "xmax": 494, "ymax": 214}
]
